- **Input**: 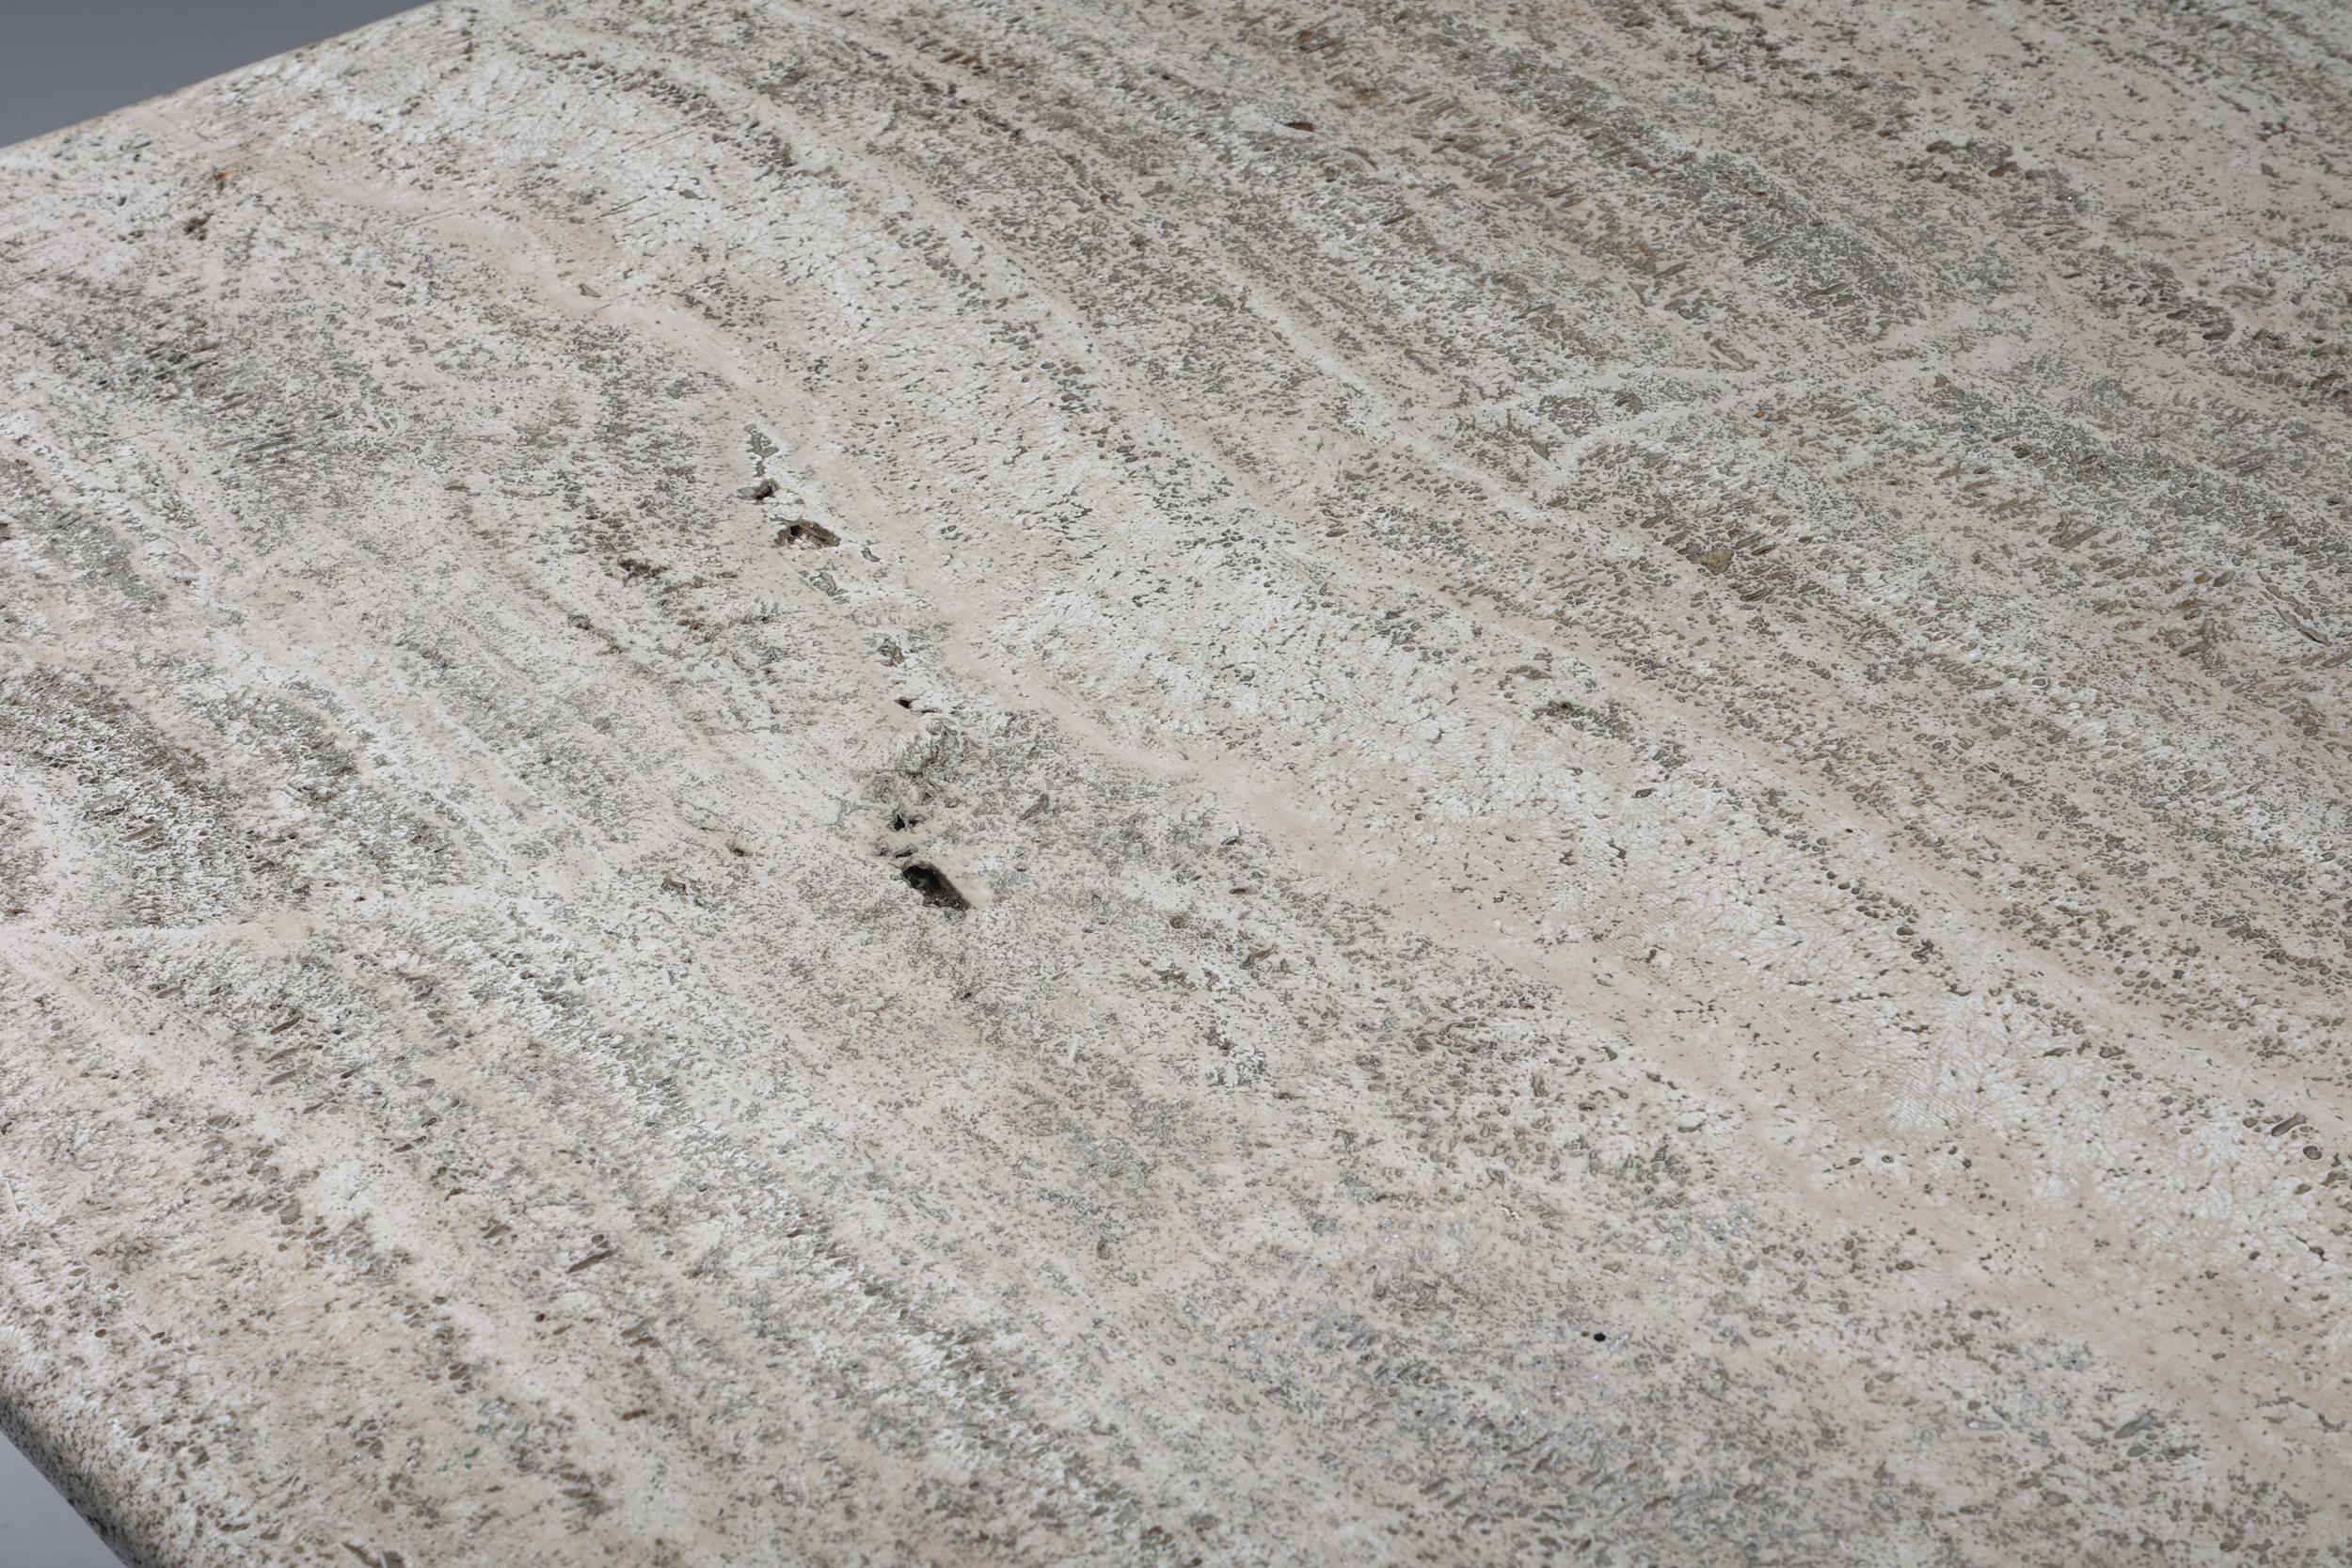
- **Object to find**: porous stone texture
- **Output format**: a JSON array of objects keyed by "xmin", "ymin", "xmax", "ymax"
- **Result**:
[{"xmin": 2, "ymin": 1, "xmax": 2348, "ymax": 1563}]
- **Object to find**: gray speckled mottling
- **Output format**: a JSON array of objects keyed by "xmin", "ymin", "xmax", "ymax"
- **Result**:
[{"xmin": 2, "ymin": 1, "xmax": 2349, "ymax": 1564}]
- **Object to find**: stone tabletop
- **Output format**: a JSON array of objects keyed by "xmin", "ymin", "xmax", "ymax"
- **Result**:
[{"xmin": 2, "ymin": 1, "xmax": 2348, "ymax": 1563}]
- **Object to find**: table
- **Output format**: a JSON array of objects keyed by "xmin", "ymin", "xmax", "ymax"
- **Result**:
[{"xmin": 3, "ymin": 1, "xmax": 2347, "ymax": 1562}]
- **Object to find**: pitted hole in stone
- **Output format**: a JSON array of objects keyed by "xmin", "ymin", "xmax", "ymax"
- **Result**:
[
  {"xmin": 900, "ymin": 863, "xmax": 970, "ymax": 912},
  {"xmin": 781, "ymin": 518, "xmax": 839, "ymax": 547}
]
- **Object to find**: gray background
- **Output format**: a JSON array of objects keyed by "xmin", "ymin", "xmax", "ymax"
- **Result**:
[
  {"xmin": 0, "ymin": 1436, "xmax": 114, "ymax": 1568},
  {"xmin": 1, "ymin": 0, "xmax": 412, "ymax": 147},
  {"xmin": 3, "ymin": 2, "xmax": 410, "ymax": 1558}
]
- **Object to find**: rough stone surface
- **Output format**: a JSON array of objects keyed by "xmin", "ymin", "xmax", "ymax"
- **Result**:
[{"xmin": 3, "ymin": 2, "xmax": 2349, "ymax": 1563}]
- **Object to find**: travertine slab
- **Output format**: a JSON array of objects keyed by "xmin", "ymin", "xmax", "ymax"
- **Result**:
[{"xmin": 2, "ymin": 1, "xmax": 2348, "ymax": 1563}]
